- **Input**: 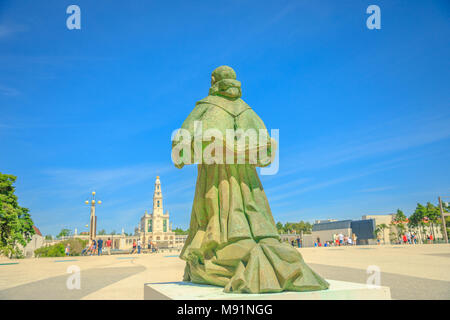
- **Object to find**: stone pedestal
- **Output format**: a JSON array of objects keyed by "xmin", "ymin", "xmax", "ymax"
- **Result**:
[{"xmin": 144, "ymin": 280, "xmax": 391, "ymax": 300}]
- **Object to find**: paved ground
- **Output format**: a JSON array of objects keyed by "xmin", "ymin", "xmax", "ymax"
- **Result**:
[{"xmin": 0, "ymin": 244, "xmax": 449, "ymax": 299}]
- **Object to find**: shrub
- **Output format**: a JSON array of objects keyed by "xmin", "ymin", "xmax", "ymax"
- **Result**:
[{"xmin": 35, "ymin": 238, "xmax": 88, "ymax": 257}]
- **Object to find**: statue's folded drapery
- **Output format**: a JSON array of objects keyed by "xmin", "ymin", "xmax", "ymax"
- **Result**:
[{"xmin": 172, "ymin": 66, "xmax": 329, "ymax": 293}]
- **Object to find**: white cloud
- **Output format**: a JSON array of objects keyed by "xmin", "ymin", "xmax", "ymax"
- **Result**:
[
  {"xmin": 278, "ymin": 112, "xmax": 450, "ymax": 176},
  {"xmin": 0, "ymin": 84, "xmax": 20, "ymax": 96},
  {"xmin": 0, "ymin": 24, "xmax": 26, "ymax": 39},
  {"xmin": 359, "ymin": 186, "xmax": 395, "ymax": 193}
]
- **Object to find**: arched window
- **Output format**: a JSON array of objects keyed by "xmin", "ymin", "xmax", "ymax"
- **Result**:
[
  {"xmin": 148, "ymin": 220, "xmax": 152, "ymax": 232},
  {"xmin": 157, "ymin": 200, "xmax": 160, "ymax": 207}
]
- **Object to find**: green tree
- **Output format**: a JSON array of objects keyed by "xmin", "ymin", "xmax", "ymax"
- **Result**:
[
  {"xmin": 45, "ymin": 235, "xmax": 53, "ymax": 240},
  {"xmin": 425, "ymin": 202, "xmax": 441, "ymax": 241},
  {"xmin": 392, "ymin": 209, "xmax": 407, "ymax": 238},
  {"xmin": 57, "ymin": 228, "xmax": 71, "ymax": 239},
  {"xmin": 276, "ymin": 222, "xmax": 284, "ymax": 233},
  {"xmin": 393, "ymin": 209, "xmax": 407, "ymax": 223},
  {"xmin": 446, "ymin": 216, "xmax": 450, "ymax": 240},
  {"xmin": 409, "ymin": 203, "xmax": 427, "ymax": 243},
  {"xmin": 98, "ymin": 229, "xmax": 107, "ymax": 235},
  {"xmin": 275, "ymin": 221, "xmax": 312, "ymax": 235},
  {"xmin": 284, "ymin": 221, "xmax": 312, "ymax": 234},
  {"xmin": 374, "ymin": 223, "xmax": 389, "ymax": 244},
  {"xmin": 0, "ymin": 173, "xmax": 35, "ymax": 258},
  {"xmin": 442, "ymin": 202, "xmax": 450, "ymax": 240},
  {"xmin": 174, "ymin": 227, "xmax": 189, "ymax": 235},
  {"xmin": 110, "ymin": 230, "xmax": 117, "ymax": 235},
  {"xmin": 35, "ymin": 238, "xmax": 88, "ymax": 257}
]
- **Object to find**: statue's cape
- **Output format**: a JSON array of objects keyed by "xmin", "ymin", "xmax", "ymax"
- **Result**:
[
  {"xmin": 173, "ymin": 95, "xmax": 274, "ymax": 166},
  {"xmin": 197, "ymin": 95, "xmax": 251, "ymax": 117},
  {"xmin": 179, "ymin": 95, "xmax": 268, "ymax": 137}
]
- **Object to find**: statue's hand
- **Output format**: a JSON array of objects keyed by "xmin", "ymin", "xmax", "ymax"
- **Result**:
[{"xmin": 175, "ymin": 162, "xmax": 184, "ymax": 169}]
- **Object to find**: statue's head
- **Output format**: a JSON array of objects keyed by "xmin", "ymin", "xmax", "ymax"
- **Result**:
[
  {"xmin": 209, "ymin": 66, "xmax": 241, "ymax": 100},
  {"xmin": 211, "ymin": 66, "xmax": 236, "ymax": 85}
]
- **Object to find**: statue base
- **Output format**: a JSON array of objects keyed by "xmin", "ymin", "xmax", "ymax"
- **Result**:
[{"xmin": 144, "ymin": 280, "xmax": 391, "ymax": 300}]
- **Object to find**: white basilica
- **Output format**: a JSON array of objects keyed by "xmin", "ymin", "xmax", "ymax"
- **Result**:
[{"xmin": 136, "ymin": 176, "xmax": 176, "ymax": 248}]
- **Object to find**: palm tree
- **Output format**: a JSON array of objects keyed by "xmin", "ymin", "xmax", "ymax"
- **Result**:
[
  {"xmin": 392, "ymin": 209, "xmax": 408, "ymax": 241},
  {"xmin": 374, "ymin": 224, "xmax": 389, "ymax": 244},
  {"xmin": 409, "ymin": 203, "xmax": 427, "ymax": 243}
]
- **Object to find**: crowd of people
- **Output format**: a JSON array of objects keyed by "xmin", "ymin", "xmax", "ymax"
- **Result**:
[
  {"xmin": 314, "ymin": 233, "xmax": 358, "ymax": 247},
  {"xmin": 74, "ymin": 238, "xmax": 160, "ymax": 256},
  {"xmin": 130, "ymin": 239, "xmax": 159, "ymax": 254},
  {"xmin": 291, "ymin": 231, "xmax": 437, "ymax": 248},
  {"xmin": 80, "ymin": 238, "xmax": 112, "ymax": 256},
  {"xmin": 397, "ymin": 232, "xmax": 434, "ymax": 245},
  {"xmin": 290, "ymin": 238, "xmax": 302, "ymax": 248}
]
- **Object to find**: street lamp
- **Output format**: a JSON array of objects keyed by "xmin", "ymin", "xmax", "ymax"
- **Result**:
[{"xmin": 85, "ymin": 191, "xmax": 102, "ymax": 241}]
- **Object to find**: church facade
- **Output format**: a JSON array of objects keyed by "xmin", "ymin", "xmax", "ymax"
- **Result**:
[{"xmin": 137, "ymin": 176, "xmax": 176, "ymax": 248}]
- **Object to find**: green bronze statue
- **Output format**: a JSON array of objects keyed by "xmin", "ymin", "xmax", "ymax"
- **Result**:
[{"xmin": 172, "ymin": 66, "xmax": 329, "ymax": 293}]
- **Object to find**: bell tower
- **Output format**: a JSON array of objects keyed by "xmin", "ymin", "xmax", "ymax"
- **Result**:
[
  {"xmin": 153, "ymin": 176, "xmax": 163, "ymax": 213},
  {"xmin": 152, "ymin": 176, "xmax": 163, "ymax": 232},
  {"xmin": 138, "ymin": 175, "xmax": 175, "ymax": 248}
]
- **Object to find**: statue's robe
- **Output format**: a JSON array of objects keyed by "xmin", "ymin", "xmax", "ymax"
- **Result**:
[{"xmin": 173, "ymin": 94, "xmax": 329, "ymax": 293}]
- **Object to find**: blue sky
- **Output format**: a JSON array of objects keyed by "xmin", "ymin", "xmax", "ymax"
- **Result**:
[{"xmin": 0, "ymin": 0, "xmax": 449, "ymax": 236}]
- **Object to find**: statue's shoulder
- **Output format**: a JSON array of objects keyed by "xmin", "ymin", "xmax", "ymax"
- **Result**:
[
  {"xmin": 197, "ymin": 95, "xmax": 251, "ymax": 117},
  {"xmin": 235, "ymin": 104, "xmax": 267, "ymax": 130}
]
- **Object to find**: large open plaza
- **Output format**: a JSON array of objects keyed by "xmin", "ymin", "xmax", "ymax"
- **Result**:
[
  {"xmin": 1, "ymin": 244, "xmax": 448, "ymax": 300},
  {"xmin": 1, "ymin": 1, "xmax": 449, "ymax": 308}
]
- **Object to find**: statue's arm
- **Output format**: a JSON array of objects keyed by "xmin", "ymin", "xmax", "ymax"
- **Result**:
[
  {"xmin": 235, "ymin": 109, "xmax": 275, "ymax": 167},
  {"xmin": 171, "ymin": 103, "xmax": 209, "ymax": 168}
]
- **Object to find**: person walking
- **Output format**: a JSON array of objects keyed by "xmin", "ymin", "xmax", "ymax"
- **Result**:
[
  {"xmin": 106, "ymin": 238, "xmax": 112, "ymax": 255},
  {"xmin": 65, "ymin": 243, "xmax": 70, "ymax": 256},
  {"xmin": 131, "ymin": 240, "xmax": 137, "ymax": 254},
  {"xmin": 338, "ymin": 233, "xmax": 344, "ymax": 246},
  {"xmin": 86, "ymin": 241, "xmax": 94, "ymax": 255},
  {"xmin": 81, "ymin": 243, "xmax": 90, "ymax": 256},
  {"xmin": 352, "ymin": 233, "xmax": 357, "ymax": 246},
  {"xmin": 137, "ymin": 239, "xmax": 142, "ymax": 254},
  {"xmin": 92, "ymin": 239, "xmax": 97, "ymax": 255},
  {"xmin": 97, "ymin": 238, "xmax": 103, "ymax": 256}
]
